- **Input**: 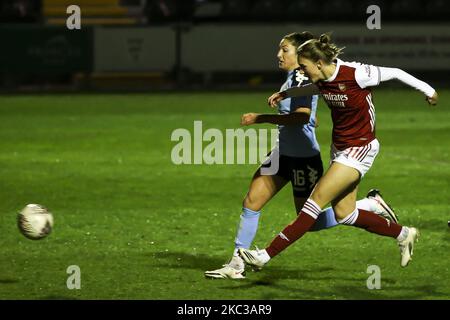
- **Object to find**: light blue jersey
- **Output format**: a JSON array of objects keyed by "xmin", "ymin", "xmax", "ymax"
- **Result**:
[{"xmin": 277, "ymin": 68, "xmax": 320, "ymax": 158}]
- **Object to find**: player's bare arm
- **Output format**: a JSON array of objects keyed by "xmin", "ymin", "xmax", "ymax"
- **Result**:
[
  {"xmin": 268, "ymin": 83, "xmax": 320, "ymax": 107},
  {"xmin": 241, "ymin": 107, "xmax": 311, "ymax": 126}
]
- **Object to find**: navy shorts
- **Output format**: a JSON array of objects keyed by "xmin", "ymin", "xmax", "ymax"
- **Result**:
[{"xmin": 261, "ymin": 152, "xmax": 324, "ymax": 198}]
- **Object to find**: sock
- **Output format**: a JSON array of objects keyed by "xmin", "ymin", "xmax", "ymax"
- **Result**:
[
  {"xmin": 340, "ymin": 208, "xmax": 402, "ymax": 239},
  {"xmin": 266, "ymin": 199, "xmax": 321, "ymax": 258},
  {"xmin": 234, "ymin": 207, "xmax": 260, "ymax": 254},
  {"xmin": 229, "ymin": 255, "xmax": 245, "ymax": 270},
  {"xmin": 396, "ymin": 226, "xmax": 409, "ymax": 242},
  {"xmin": 337, "ymin": 208, "xmax": 359, "ymax": 225},
  {"xmin": 310, "ymin": 206, "xmax": 339, "ymax": 231},
  {"xmin": 309, "ymin": 198, "xmax": 382, "ymax": 232},
  {"xmin": 356, "ymin": 198, "xmax": 379, "ymax": 213}
]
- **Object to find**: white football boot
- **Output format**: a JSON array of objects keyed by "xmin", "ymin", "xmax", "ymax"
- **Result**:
[
  {"xmin": 204, "ymin": 256, "xmax": 246, "ymax": 279},
  {"xmin": 398, "ymin": 227, "xmax": 420, "ymax": 267},
  {"xmin": 238, "ymin": 247, "xmax": 270, "ymax": 271},
  {"xmin": 367, "ymin": 189, "xmax": 399, "ymax": 223}
]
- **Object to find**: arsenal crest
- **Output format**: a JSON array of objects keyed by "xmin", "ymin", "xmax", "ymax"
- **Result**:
[{"xmin": 338, "ymin": 83, "xmax": 346, "ymax": 91}]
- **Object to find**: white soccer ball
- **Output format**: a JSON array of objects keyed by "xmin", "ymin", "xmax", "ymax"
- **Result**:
[{"xmin": 17, "ymin": 204, "xmax": 54, "ymax": 240}]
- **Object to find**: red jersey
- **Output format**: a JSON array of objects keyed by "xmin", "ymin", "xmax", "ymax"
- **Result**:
[{"xmin": 317, "ymin": 59, "xmax": 381, "ymax": 150}]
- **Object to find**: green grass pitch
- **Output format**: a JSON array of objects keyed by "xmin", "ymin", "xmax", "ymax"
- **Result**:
[{"xmin": 0, "ymin": 89, "xmax": 449, "ymax": 299}]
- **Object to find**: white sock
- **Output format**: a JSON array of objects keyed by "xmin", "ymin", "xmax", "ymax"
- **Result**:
[
  {"xmin": 397, "ymin": 227, "xmax": 409, "ymax": 242},
  {"xmin": 356, "ymin": 198, "xmax": 380, "ymax": 213},
  {"xmin": 338, "ymin": 208, "xmax": 359, "ymax": 225},
  {"xmin": 229, "ymin": 255, "xmax": 244, "ymax": 269}
]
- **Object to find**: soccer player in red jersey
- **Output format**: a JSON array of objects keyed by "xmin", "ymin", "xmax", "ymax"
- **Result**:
[
  {"xmin": 205, "ymin": 32, "xmax": 398, "ymax": 280},
  {"xmin": 238, "ymin": 34, "xmax": 438, "ymax": 270}
]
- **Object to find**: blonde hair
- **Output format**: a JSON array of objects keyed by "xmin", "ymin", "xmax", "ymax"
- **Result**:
[{"xmin": 297, "ymin": 33, "xmax": 344, "ymax": 64}]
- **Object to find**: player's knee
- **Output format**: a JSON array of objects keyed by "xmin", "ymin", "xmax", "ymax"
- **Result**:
[{"xmin": 243, "ymin": 193, "xmax": 263, "ymax": 211}]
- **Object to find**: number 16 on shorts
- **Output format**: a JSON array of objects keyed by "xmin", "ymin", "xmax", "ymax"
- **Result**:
[{"xmin": 293, "ymin": 169, "xmax": 305, "ymax": 187}]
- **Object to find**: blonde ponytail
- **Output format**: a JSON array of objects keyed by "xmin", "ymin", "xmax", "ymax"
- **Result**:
[{"xmin": 297, "ymin": 33, "xmax": 344, "ymax": 64}]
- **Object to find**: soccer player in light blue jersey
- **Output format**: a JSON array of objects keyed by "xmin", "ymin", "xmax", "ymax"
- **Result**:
[{"xmin": 205, "ymin": 32, "xmax": 398, "ymax": 280}]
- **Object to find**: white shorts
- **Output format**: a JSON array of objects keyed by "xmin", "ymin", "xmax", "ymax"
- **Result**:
[{"xmin": 330, "ymin": 139, "xmax": 380, "ymax": 178}]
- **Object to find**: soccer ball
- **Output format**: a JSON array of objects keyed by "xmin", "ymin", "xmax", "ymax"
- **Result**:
[{"xmin": 17, "ymin": 204, "xmax": 54, "ymax": 240}]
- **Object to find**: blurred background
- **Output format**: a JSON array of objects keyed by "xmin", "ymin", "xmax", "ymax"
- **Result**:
[{"xmin": 1, "ymin": 0, "xmax": 449, "ymax": 92}]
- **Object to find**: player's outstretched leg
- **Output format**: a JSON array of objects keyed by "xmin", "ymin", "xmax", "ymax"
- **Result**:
[
  {"xmin": 205, "ymin": 207, "xmax": 260, "ymax": 279},
  {"xmin": 311, "ymin": 189, "xmax": 399, "ymax": 232},
  {"xmin": 239, "ymin": 198, "xmax": 322, "ymax": 270},
  {"xmin": 339, "ymin": 208, "xmax": 419, "ymax": 267},
  {"xmin": 206, "ymin": 172, "xmax": 287, "ymax": 279}
]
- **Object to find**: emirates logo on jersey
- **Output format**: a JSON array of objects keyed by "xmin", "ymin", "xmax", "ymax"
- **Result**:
[
  {"xmin": 338, "ymin": 83, "xmax": 346, "ymax": 92},
  {"xmin": 322, "ymin": 93, "xmax": 348, "ymax": 101},
  {"xmin": 322, "ymin": 92, "xmax": 348, "ymax": 108}
]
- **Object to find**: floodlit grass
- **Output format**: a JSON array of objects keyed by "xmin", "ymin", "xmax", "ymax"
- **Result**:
[{"xmin": 0, "ymin": 90, "xmax": 449, "ymax": 299}]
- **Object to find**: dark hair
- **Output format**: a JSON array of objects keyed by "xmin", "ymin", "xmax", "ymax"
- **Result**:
[
  {"xmin": 282, "ymin": 31, "xmax": 315, "ymax": 48},
  {"xmin": 297, "ymin": 33, "xmax": 344, "ymax": 64}
]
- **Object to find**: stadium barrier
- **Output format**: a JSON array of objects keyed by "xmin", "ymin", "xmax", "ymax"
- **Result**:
[
  {"xmin": 1, "ymin": 23, "xmax": 449, "ymax": 90},
  {"xmin": 0, "ymin": 25, "xmax": 93, "ymax": 74}
]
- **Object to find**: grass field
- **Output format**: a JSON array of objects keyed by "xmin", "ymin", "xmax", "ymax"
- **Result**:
[{"xmin": 0, "ymin": 89, "xmax": 449, "ymax": 300}]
